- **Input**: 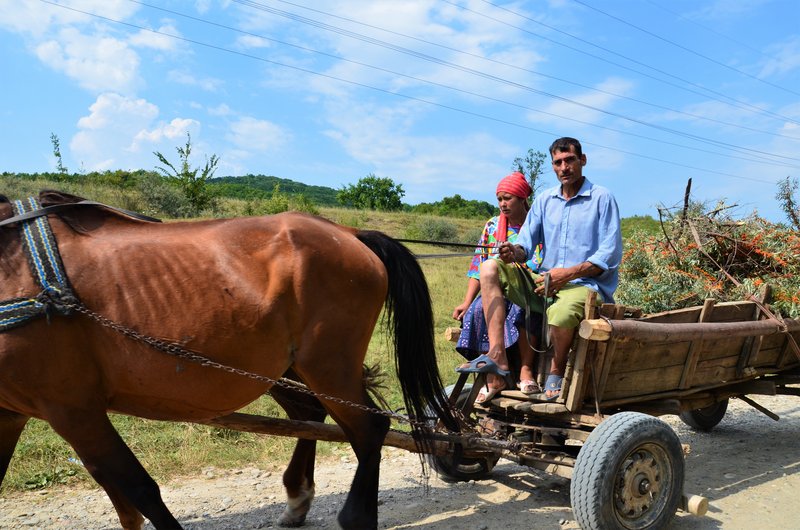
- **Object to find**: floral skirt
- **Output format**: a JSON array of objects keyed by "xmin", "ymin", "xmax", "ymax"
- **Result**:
[{"xmin": 455, "ymin": 295, "xmax": 541, "ymax": 361}]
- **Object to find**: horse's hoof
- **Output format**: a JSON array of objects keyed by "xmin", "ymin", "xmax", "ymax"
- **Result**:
[{"xmin": 276, "ymin": 511, "xmax": 306, "ymax": 527}]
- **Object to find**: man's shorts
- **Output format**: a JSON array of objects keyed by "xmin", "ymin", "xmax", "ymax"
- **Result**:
[{"xmin": 486, "ymin": 260, "xmax": 602, "ymax": 329}]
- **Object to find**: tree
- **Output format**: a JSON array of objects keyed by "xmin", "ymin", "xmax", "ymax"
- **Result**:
[
  {"xmin": 154, "ymin": 133, "xmax": 219, "ymax": 215},
  {"xmin": 512, "ymin": 149, "xmax": 547, "ymax": 198},
  {"xmin": 50, "ymin": 132, "xmax": 68, "ymax": 176},
  {"xmin": 776, "ymin": 176, "xmax": 800, "ymax": 229},
  {"xmin": 337, "ymin": 174, "xmax": 405, "ymax": 211}
]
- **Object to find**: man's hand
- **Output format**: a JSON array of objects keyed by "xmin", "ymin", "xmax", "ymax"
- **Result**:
[
  {"xmin": 497, "ymin": 242, "xmax": 523, "ymax": 263},
  {"xmin": 534, "ymin": 262, "xmax": 603, "ymax": 296},
  {"xmin": 534, "ymin": 268, "xmax": 571, "ymax": 296}
]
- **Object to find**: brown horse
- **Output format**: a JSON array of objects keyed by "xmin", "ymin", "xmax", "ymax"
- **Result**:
[{"xmin": 0, "ymin": 191, "xmax": 456, "ymax": 529}]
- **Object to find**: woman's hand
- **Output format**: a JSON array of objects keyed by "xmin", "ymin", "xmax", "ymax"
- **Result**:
[{"xmin": 452, "ymin": 301, "xmax": 470, "ymax": 321}]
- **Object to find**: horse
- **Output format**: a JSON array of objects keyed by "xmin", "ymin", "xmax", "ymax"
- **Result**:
[{"xmin": 0, "ymin": 190, "xmax": 457, "ymax": 530}]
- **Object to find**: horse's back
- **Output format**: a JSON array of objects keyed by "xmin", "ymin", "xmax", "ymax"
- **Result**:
[{"xmin": 0, "ymin": 211, "xmax": 388, "ymax": 421}]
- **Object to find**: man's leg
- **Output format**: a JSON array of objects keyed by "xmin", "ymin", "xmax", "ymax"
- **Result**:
[{"xmin": 544, "ymin": 284, "xmax": 600, "ymax": 398}]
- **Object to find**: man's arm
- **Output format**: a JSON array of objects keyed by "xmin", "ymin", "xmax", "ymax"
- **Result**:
[{"xmin": 537, "ymin": 261, "xmax": 602, "ymax": 295}]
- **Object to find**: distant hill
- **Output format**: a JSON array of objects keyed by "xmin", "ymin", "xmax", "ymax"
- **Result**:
[{"xmin": 209, "ymin": 175, "xmax": 340, "ymax": 206}]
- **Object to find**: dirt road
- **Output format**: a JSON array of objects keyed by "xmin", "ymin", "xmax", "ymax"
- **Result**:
[{"xmin": 2, "ymin": 395, "xmax": 800, "ymax": 529}]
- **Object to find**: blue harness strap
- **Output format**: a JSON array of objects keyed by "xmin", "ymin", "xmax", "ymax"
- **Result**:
[{"xmin": 0, "ymin": 197, "xmax": 78, "ymax": 331}]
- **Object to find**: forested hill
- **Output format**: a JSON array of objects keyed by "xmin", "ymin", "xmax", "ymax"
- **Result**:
[{"xmin": 210, "ymin": 175, "xmax": 340, "ymax": 206}]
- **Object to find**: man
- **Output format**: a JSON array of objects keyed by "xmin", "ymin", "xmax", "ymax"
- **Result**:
[{"xmin": 475, "ymin": 137, "xmax": 622, "ymax": 401}]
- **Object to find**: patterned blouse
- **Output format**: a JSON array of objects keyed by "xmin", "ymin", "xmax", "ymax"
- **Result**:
[{"xmin": 466, "ymin": 215, "xmax": 541, "ymax": 280}]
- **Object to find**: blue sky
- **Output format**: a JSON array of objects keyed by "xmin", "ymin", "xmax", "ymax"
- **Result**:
[{"xmin": 1, "ymin": 1, "xmax": 799, "ymax": 221}]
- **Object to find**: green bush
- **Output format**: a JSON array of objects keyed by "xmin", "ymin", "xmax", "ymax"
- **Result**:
[{"xmin": 404, "ymin": 217, "xmax": 458, "ymax": 243}]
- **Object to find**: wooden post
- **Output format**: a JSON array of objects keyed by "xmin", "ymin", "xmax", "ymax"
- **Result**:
[{"xmin": 678, "ymin": 299, "xmax": 715, "ymax": 389}]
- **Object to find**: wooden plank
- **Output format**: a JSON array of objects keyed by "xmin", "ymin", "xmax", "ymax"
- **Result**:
[
  {"xmin": 736, "ymin": 295, "xmax": 766, "ymax": 377},
  {"xmin": 580, "ymin": 318, "xmax": 785, "ymax": 343},
  {"xmin": 696, "ymin": 335, "xmax": 750, "ymax": 361},
  {"xmin": 202, "ymin": 413, "xmax": 451, "ymax": 456},
  {"xmin": 595, "ymin": 305, "xmax": 626, "ymax": 401},
  {"xmin": 564, "ymin": 291, "xmax": 598, "ymax": 411},
  {"xmin": 601, "ymin": 365, "xmax": 685, "ymax": 400},
  {"xmin": 776, "ymin": 336, "xmax": 794, "ymax": 368},
  {"xmin": 680, "ymin": 299, "xmax": 715, "ymax": 389},
  {"xmin": 609, "ymin": 342, "xmax": 691, "ymax": 372}
]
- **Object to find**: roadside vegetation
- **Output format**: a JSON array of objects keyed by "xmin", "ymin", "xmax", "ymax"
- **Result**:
[{"xmin": 1, "ymin": 150, "xmax": 797, "ymax": 493}]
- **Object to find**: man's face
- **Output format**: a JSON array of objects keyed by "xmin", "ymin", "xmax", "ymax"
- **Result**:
[{"xmin": 551, "ymin": 147, "xmax": 586, "ymax": 188}]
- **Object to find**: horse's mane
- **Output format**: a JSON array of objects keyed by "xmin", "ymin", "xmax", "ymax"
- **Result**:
[{"xmin": 36, "ymin": 189, "xmax": 160, "ymax": 233}]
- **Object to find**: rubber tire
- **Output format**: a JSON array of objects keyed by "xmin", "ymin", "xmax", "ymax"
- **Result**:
[
  {"xmin": 679, "ymin": 399, "xmax": 728, "ymax": 432},
  {"xmin": 571, "ymin": 411, "xmax": 684, "ymax": 530},
  {"xmin": 427, "ymin": 384, "xmax": 500, "ymax": 483}
]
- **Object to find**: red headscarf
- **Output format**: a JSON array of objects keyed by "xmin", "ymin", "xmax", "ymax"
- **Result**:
[{"xmin": 495, "ymin": 172, "xmax": 532, "ymax": 242}]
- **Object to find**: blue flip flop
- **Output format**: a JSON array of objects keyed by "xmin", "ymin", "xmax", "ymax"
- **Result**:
[
  {"xmin": 543, "ymin": 374, "xmax": 563, "ymax": 401},
  {"xmin": 455, "ymin": 353, "xmax": 511, "ymax": 377}
]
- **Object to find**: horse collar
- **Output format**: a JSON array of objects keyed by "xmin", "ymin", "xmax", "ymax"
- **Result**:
[{"xmin": 0, "ymin": 197, "xmax": 78, "ymax": 331}]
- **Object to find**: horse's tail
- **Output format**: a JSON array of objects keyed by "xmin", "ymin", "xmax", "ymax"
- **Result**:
[{"xmin": 356, "ymin": 230, "xmax": 458, "ymax": 434}]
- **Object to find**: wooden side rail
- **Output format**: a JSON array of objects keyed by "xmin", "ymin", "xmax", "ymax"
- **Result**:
[{"xmin": 579, "ymin": 318, "xmax": 800, "ymax": 343}]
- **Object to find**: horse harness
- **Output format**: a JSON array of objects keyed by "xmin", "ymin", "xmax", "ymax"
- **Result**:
[
  {"xmin": 0, "ymin": 197, "xmax": 79, "ymax": 331},
  {"xmin": 0, "ymin": 197, "xmax": 160, "ymax": 331}
]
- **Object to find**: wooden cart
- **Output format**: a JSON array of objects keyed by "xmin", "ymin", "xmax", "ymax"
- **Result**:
[
  {"xmin": 206, "ymin": 294, "xmax": 800, "ymax": 530},
  {"xmin": 435, "ymin": 292, "xmax": 800, "ymax": 529}
]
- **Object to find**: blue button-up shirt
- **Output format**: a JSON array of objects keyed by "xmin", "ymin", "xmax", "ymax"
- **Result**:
[{"xmin": 516, "ymin": 177, "xmax": 623, "ymax": 303}]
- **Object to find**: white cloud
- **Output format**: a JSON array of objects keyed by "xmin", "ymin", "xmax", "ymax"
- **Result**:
[
  {"xmin": 168, "ymin": 70, "xmax": 223, "ymax": 92},
  {"xmin": 129, "ymin": 24, "xmax": 180, "ymax": 51},
  {"xmin": 236, "ymin": 35, "xmax": 272, "ymax": 49},
  {"xmin": 0, "ymin": 1, "xmax": 138, "ymax": 37},
  {"xmin": 71, "ymin": 93, "xmax": 199, "ymax": 171},
  {"xmin": 35, "ymin": 27, "xmax": 141, "ymax": 94},
  {"xmin": 760, "ymin": 36, "xmax": 800, "ymax": 78},
  {"xmin": 226, "ymin": 117, "xmax": 291, "ymax": 154},
  {"xmin": 133, "ymin": 118, "xmax": 199, "ymax": 148},
  {"xmin": 529, "ymin": 78, "xmax": 635, "ymax": 127}
]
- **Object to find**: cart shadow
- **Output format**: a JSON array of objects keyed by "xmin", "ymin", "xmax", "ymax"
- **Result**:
[
  {"xmin": 132, "ymin": 401, "xmax": 800, "ymax": 530},
  {"xmin": 665, "ymin": 400, "xmax": 800, "ymax": 529},
  {"xmin": 162, "ymin": 462, "xmax": 576, "ymax": 530}
]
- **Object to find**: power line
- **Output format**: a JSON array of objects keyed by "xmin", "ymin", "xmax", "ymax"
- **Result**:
[
  {"xmin": 225, "ymin": 0, "xmax": 800, "ymax": 164},
  {"xmin": 124, "ymin": 1, "xmax": 799, "ymax": 171},
  {"xmin": 235, "ymin": 0, "xmax": 799, "ymax": 142},
  {"xmin": 571, "ymin": 0, "xmax": 800, "ymax": 97},
  {"xmin": 468, "ymin": 0, "xmax": 800, "ymax": 127},
  {"xmin": 36, "ymin": 0, "xmax": 787, "ymax": 185}
]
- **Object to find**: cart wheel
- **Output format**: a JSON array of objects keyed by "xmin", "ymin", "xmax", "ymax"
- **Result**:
[
  {"xmin": 427, "ymin": 384, "xmax": 500, "ymax": 483},
  {"xmin": 571, "ymin": 411, "xmax": 684, "ymax": 530},
  {"xmin": 679, "ymin": 399, "xmax": 728, "ymax": 432}
]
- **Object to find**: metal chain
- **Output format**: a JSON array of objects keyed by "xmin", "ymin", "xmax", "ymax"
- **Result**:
[{"xmin": 65, "ymin": 300, "xmax": 450, "ymax": 430}]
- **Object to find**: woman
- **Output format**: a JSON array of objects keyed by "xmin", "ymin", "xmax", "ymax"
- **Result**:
[{"xmin": 452, "ymin": 172, "xmax": 541, "ymax": 403}]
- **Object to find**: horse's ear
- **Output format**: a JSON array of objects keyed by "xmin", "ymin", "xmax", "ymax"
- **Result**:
[{"xmin": 38, "ymin": 190, "xmax": 87, "ymax": 207}]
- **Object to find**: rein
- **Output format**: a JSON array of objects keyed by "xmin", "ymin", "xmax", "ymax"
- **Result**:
[{"xmin": 394, "ymin": 238, "xmax": 499, "ymax": 260}]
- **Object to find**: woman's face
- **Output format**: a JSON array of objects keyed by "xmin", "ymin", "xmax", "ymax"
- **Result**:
[{"xmin": 496, "ymin": 192, "xmax": 527, "ymax": 220}]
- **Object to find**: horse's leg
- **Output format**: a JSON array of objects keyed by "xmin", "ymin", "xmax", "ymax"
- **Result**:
[
  {"xmin": 0, "ymin": 409, "xmax": 28, "ymax": 486},
  {"xmin": 270, "ymin": 371, "xmax": 328, "ymax": 527},
  {"xmin": 45, "ymin": 409, "xmax": 181, "ymax": 530},
  {"xmin": 296, "ymin": 367, "xmax": 389, "ymax": 530}
]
